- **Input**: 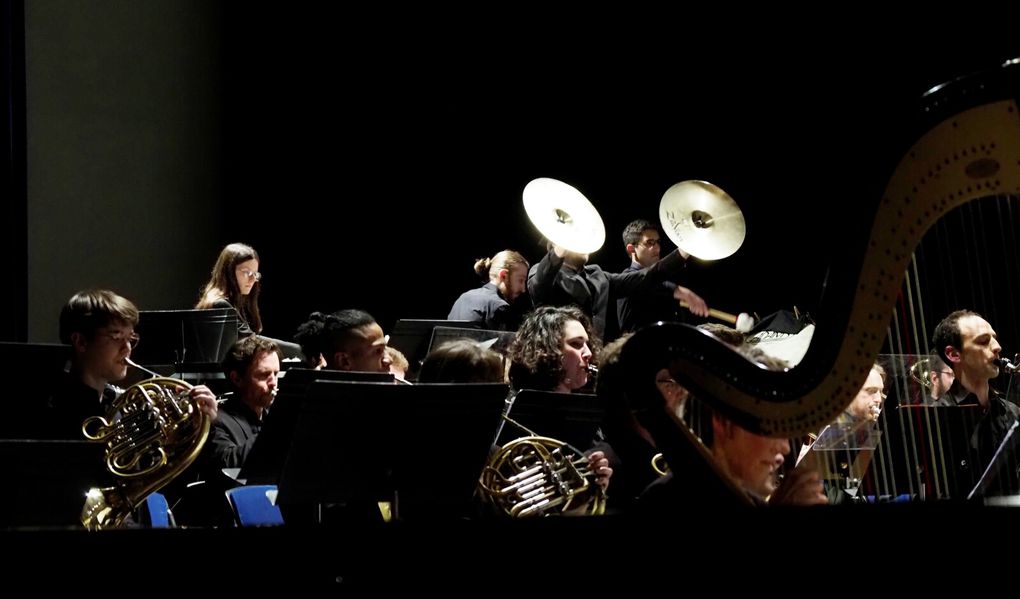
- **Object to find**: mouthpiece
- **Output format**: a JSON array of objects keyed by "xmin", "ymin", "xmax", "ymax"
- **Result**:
[
  {"xmin": 586, "ymin": 363, "xmax": 599, "ymax": 376},
  {"xmin": 126, "ymin": 357, "xmax": 161, "ymax": 379},
  {"xmin": 997, "ymin": 356, "xmax": 1019, "ymax": 374}
]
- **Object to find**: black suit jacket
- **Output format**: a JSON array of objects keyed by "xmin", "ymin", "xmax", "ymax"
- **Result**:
[
  {"xmin": 528, "ymin": 249, "xmax": 687, "ymax": 339},
  {"xmin": 616, "ymin": 260, "xmax": 682, "ymax": 334},
  {"xmin": 447, "ymin": 282, "xmax": 527, "ymax": 331},
  {"xmin": 202, "ymin": 398, "xmax": 262, "ymax": 474}
]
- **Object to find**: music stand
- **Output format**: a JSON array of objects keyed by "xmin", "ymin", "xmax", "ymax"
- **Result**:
[
  {"xmin": 131, "ymin": 308, "xmax": 238, "ymax": 373},
  {"xmin": 0, "ymin": 342, "xmax": 71, "ymax": 439},
  {"xmin": 388, "ymin": 319, "xmax": 479, "ymax": 376},
  {"xmin": 277, "ymin": 380, "xmax": 508, "ymax": 522},
  {"xmin": 496, "ymin": 390, "xmax": 603, "ymax": 451},
  {"xmin": 805, "ymin": 420, "xmax": 883, "ymax": 498},
  {"xmin": 427, "ymin": 326, "xmax": 517, "ymax": 356},
  {"xmin": 239, "ymin": 369, "xmax": 396, "ymax": 485},
  {"xmin": 0, "ymin": 439, "xmax": 106, "ymax": 528}
]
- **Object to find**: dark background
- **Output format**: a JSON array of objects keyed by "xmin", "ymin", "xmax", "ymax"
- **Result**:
[{"xmin": 7, "ymin": 3, "xmax": 1020, "ymax": 347}]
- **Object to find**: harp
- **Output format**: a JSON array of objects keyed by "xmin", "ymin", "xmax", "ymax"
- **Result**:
[{"xmin": 615, "ymin": 58, "xmax": 1020, "ymax": 504}]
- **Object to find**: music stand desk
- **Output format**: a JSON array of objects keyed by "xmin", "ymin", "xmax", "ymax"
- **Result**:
[
  {"xmin": 388, "ymin": 319, "xmax": 479, "ymax": 376},
  {"xmin": 239, "ymin": 369, "xmax": 396, "ymax": 485},
  {"xmin": 277, "ymin": 380, "xmax": 508, "ymax": 521},
  {"xmin": 498, "ymin": 389, "xmax": 603, "ymax": 451},
  {"xmin": 131, "ymin": 308, "xmax": 238, "ymax": 370},
  {"xmin": 0, "ymin": 440, "xmax": 106, "ymax": 529}
]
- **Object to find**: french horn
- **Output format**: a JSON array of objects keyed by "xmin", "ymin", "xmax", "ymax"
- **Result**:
[
  {"xmin": 479, "ymin": 433, "xmax": 606, "ymax": 517},
  {"xmin": 479, "ymin": 401, "xmax": 606, "ymax": 517},
  {"xmin": 80, "ymin": 376, "xmax": 211, "ymax": 530}
]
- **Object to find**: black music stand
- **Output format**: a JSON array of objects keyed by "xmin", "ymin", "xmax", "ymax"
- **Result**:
[
  {"xmin": 239, "ymin": 369, "xmax": 396, "ymax": 485},
  {"xmin": 496, "ymin": 390, "xmax": 603, "ymax": 451},
  {"xmin": 131, "ymin": 308, "xmax": 238, "ymax": 372},
  {"xmin": 0, "ymin": 439, "xmax": 106, "ymax": 528},
  {"xmin": 388, "ymin": 319, "xmax": 479, "ymax": 376},
  {"xmin": 276, "ymin": 380, "xmax": 508, "ymax": 522},
  {"xmin": 0, "ymin": 342, "xmax": 71, "ymax": 439}
]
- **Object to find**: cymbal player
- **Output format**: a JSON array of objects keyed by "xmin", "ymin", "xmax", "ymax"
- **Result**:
[{"xmin": 616, "ymin": 218, "xmax": 708, "ymax": 334}]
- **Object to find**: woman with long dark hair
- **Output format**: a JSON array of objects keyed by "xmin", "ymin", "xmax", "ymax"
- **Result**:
[{"xmin": 196, "ymin": 243, "xmax": 263, "ymax": 337}]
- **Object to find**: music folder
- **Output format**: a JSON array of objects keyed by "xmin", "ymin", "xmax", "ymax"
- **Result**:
[{"xmin": 276, "ymin": 380, "xmax": 508, "ymax": 522}]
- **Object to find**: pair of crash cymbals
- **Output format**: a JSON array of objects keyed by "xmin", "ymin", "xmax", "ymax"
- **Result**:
[{"xmin": 523, "ymin": 177, "xmax": 746, "ymax": 260}]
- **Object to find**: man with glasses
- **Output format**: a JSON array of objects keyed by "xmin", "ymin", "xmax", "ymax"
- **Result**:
[
  {"xmin": 39, "ymin": 289, "xmax": 218, "ymax": 439},
  {"xmin": 926, "ymin": 350, "xmax": 956, "ymax": 403},
  {"xmin": 616, "ymin": 219, "xmax": 708, "ymax": 335}
]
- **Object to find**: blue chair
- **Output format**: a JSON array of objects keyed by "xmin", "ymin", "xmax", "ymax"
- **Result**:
[
  {"xmin": 225, "ymin": 485, "xmax": 284, "ymax": 527},
  {"xmin": 143, "ymin": 492, "xmax": 174, "ymax": 528}
]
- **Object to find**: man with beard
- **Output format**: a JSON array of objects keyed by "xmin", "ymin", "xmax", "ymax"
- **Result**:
[
  {"xmin": 933, "ymin": 309, "xmax": 1020, "ymax": 496},
  {"xmin": 448, "ymin": 249, "xmax": 531, "ymax": 331},
  {"xmin": 202, "ymin": 335, "xmax": 281, "ymax": 474}
]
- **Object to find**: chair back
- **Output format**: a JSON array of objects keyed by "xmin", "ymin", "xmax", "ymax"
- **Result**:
[
  {"xmin": 144, "ymin": 492, "xmax": 174, "ymax": 528},
  {"xmin": 225, "ymin": 484, "xmax": 284, "ymax": 526}
]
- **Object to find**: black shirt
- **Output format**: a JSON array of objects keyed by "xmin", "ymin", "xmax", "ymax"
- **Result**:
[
  {"xmin": 38, "ymin": 373, "xmax": 119, "ymax": 440},
  {"xmin": 934, "ymin": 380, "xmax": 1020, "ymax": 496}
]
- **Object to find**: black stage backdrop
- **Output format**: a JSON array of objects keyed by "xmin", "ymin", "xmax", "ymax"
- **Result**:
[
  {"xmin": 214, "ymin": 20, "xmax": 1018, "ymax": 343},
  {"xmin": 12, "ymin": 4, "xmax": 1020, "ymax": 344}
]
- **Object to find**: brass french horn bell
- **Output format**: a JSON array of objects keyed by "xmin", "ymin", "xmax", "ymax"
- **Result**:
[
  {"xmin": 523, "ymin": 178, "xmax": 606, "ymax": 254},
  {"xmin": 659, "ymin": 180, "xmax": 746, "ymax": 260}
]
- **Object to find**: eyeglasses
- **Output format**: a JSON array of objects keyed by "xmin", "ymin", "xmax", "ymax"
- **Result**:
[
  {"xmin": 99, "ymin": 330, "xmax": 140, "ymax": 347},
  {"xmin": 238, "ymin": 268, "xmax": 262, "ymax": 282},
  {"xmin": 639, "ymin": 239, "xmax": 661, "ymax": 248}
]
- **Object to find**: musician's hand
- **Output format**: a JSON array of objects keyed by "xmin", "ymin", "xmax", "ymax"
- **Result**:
[
  {"xmin": 674, "ymin": 286, "xmax": 709, "ymax": 317},
  {"xmin": 769, "ymin": 467, "xmax": 827, "ymax": 506},
  {"xmin": 189, "ymin": 385, "xmax": 218, "ymax": 419},
  {"xmin": 552, "ymin": 243, "xmax": 567, "ymax": 258},
  {"xmin": 587, "ymin": 450, "xmax": 613, "ymax": 492}
]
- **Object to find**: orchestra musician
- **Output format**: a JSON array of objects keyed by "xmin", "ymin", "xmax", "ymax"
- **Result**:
[
  {"xmin": 196, "ymin": 242, "xmax": 303, "ymax": 359},
  {"xmin": 505, "ymin": 305, "xmax": 612, "ymax": 491},
  {"xmin": 40, "ymin": 289, "xmax": 217, "ymax": 440},
  {"xmin": 447, "ymin": 249, "xmax": 531, "ymax": 331},
  {"xmin": 528, "ymin": 240, "xmax": 705, "ymax": 341},
  {"xmin": 196, "ymin": 242, "xmax": 264, "ymax": 337},
  {"xmin": 616, "ymin": 219, "xmax": 708, "ymax": 334},
  {"xmin": 293, "ymin": 309, "xmax": 392, "ymax": 372},
  {"xmin": 932, "ymin": 309, "xmax": 1020, "ymax": 496},
  {"xmin": 176, "ymin": 335, "xmax": 281, "ymax": 526}
]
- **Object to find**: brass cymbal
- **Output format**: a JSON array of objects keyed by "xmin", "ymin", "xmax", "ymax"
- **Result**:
[
  {"xmin": 659, "ymin": 180, "xmax": 745, "ymax": 260},
  {"xmin": 523, "ymin": 178, "xmax": 606, "ymax": 254}
]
